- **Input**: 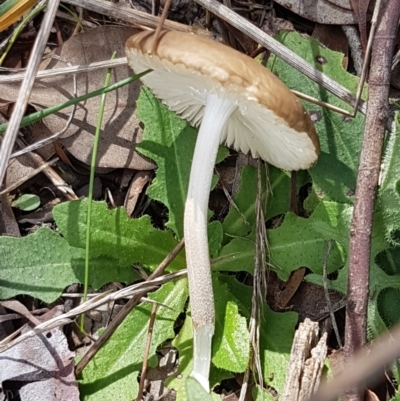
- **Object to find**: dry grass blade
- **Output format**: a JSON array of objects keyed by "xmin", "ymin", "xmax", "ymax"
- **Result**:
[
  {"xmin": 0, "ymin": 58, "xmax": 127, "ymax": 83},
  {"xmin": 75, "ymin": 238, "xmax": 185, "ymax": 375},
  {"xmin": 322, "ymin": 240, "xmax": 342, "ymax": 348},
  {"xmin": 352, "ymin": 0, "xmax": 382, "ymax": 116},
  {"xmin": 136, "ymin": 303, "xmax": 158, "ymax": 401},
  {"xmin": 0, "ymin": 0, "xmax": 61, "ymax": 187},
  {"xmin": 62, "ymin": 0, "xmax": 214, "ymax": 38},
  {"xmin": 0, "ymin": 270, "xmax": 186, "ymax": 354},
  {"xmin": 239, "ymin": 161, "xmax": 268, "ymax": 401}
]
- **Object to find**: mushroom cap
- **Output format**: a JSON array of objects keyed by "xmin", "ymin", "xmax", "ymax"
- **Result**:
[{"xmin": 125, "ymin": 30, "xmax": 320, "ymax": 171}]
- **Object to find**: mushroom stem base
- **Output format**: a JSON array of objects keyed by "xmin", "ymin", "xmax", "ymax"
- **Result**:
[{"xmin": 184, "ymin": 93, "xmax": 237, "ymax": 392}]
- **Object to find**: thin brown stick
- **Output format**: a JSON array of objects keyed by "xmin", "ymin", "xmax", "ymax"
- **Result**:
[
  {"xmin": 75, "ymin": 238, "xmax": 185, "ymax": 375},
  {"xmin": 322, "ymin": 240, "xmax": 341, "ymax": 348},
  {"xmin": 136, "ymin": 303, "xmax": 158, "ymax": 401},
  {"xmin": 150, "ymin": 0, "xmax": 172, "ymax": 55},
  {"xmin": 343, "ymin": 1, "xmax": 400, "ymax": 400},
  {"xmin": 352, "ymin": 0, "xmax": 382, "ymax": 118}
]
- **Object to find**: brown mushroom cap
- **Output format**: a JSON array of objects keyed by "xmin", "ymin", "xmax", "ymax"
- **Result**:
[{"xmin": 126, "ymin": 30, "xmax": 320, "ymax": 171}]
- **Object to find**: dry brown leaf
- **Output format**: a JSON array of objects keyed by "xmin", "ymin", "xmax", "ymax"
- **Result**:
[
  {"xmin": 312, "ymin": 24, "xmax": 349, "ymax": 69},
  {"xmin": 5, "ymin": 153, "xmax": 37, "ymax": 189},
  {"xmin": 349, "ymin": 0, "xmax": 371, "ymax": 53},
  {"xmin": 273, "ymin": 0, "xmax": 363, "ymax": 24},
  {"xmin": 0, "ymin": 306, "xmax": 79, "ymax": 401},
  {"xmin": 0, "ymin": 193, "xmax": 20, "ymax": 236},
  {"xmin": 0, "ymin": 26, "xmax": 155, "ymax": 171},
  {"xmin": 124, "ymin": 170, "xmax": 152, "ymax": 217},
  {"xmin": 326, "ymin": 0, "xmax": 353, "ymax": 10},
  {"xmin": 275, "ymin": 267, "xmax": 306, "ymax": 309}
]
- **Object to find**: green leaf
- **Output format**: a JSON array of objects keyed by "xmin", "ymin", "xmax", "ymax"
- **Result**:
[
  {"xmin": 0, "ymin": 227, "xmax": 135, "ymax": 302},
  {"xmin": 212, "ymin": 279, "xmax": 250, "ymax": 372},
  {"xmin": 166, "ymin": 312, "xmax": 233, "ymax": 401},
  {"xmin": 53, "ymin": 199, "xmax": 184, "ymax": 271},
  {"xmin": 222, "ymin": 165, "xmax": 266, "ymax": 239},
  {"xmin": 185, "ymin": 378, "xmax": 215, "ymax": 401},
  {"xmin": 212, "ymin": 235, "xmax": 255, "ymax": 274},
  {"xmin": 11, "ymin": 193, "xmax": 40, "ymax": 211},
  {"xmin": 267, "ymin": 202, "xmax": 345, "ymax": 281},
  {"xmin": 136, "ymin": 87, "xmax": 229, "ymax": 239},
  {"xmin": 208, "ymin": 221, "xmax": 223, "ymax": 258},
  {"xmin": 219, "ymin": 275, "xmax": 297, "ymax": 394},
  {"xmin": 79, "ymin": 279, "xmax": 188, "ymax": 401},
  {"xmin": 378, "ymin": 112, "xmax": 400, "ymax": 244},
  {"xmin": 253, "ymin": 385, "xmax": 276, "ymax": 401},
  {"xmin": 267, "ymin": 32, "xmax": 365, "ymax": 206}
]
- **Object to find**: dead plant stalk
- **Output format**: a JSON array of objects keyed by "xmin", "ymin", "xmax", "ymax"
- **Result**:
[{"xmin": 344, "ymin": 1, "xmax": 400, "ymax": 400}]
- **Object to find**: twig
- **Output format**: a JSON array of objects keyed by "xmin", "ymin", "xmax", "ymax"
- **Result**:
[
  {"xmin": 343, "ymin": 1, "xmax": 400, "ymax": 401},
  {"xmin": 322, "ymin": 240, "xmax": 342, "ymax": 348},
  {"xmin": 75, "ymin": 238, "xmax": 185, "ymax": 375},
  {"xmin": 136, "ymin": 303, "xmax": 158, "ymax": 401},
  {"xmin": 150, "ymin": 0, "xmax": 172, "ymax": 55},
  {"xmin": 0, "ymin": 0, "xmax": 61, "ymax": 187},
  {"xmin": 352, "ymin": 0, "xmax": 383, "ymax": 120},
  {"xmin": 342, "ymin": 25, "xmax": 363, "ymax": 76}
]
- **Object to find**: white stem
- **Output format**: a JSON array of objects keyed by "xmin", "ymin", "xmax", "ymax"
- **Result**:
[{"xmin": 184, "ymin": 93, "xmax": 236, "ymax": 392}]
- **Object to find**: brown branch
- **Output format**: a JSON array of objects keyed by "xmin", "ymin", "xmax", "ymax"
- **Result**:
[{"xmin": 343, "ymin": 1, "xmax": 400, "ymax": 400}]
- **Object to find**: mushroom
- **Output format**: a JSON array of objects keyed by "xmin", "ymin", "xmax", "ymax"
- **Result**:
[{"xmin": 125, "ymin": 30, "xmax": 320, "ymax": 392}]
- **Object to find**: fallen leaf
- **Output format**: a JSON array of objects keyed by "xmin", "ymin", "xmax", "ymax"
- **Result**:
[
  {"xmin": 312, "ymin": 24, "xmax": 349, "ymax": 70},
  {"xmin": 0, "ymin": 26, "xmax": 155, "ymax": 170},
  {"xmin": 273, "ymin": 0, "xmax": 362, "ymax": 24},
  {"xmin": 0, "ymin": 306, "xmax": 79, "ymax": 401},
  {"xmin": 349, "ymin": 0, "xmax": 371, "ymax": 54}
]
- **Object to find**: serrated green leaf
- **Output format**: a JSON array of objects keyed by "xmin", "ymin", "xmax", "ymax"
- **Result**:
[
  {"xmin": 11, "ymin": 193, "xmax": 40, "ymax": 211},
  {"xmin": 378, "ymin": 112, "xmax": 400, "ymax": 244},
  {"xmin": 0, "ymin": 227, "xmax": 135, "ymax": 302},
  {"xmin": 267, "ymin": 205, "xmax": 345, "ymax": 281},
  {"xmin": 219, "ymin": 275, "xmax": 297, "ymax": 394},
  {"xmin": 213, "ymin": 280, "xmax": 250, "ymax": 372},
  {"xmin": 136, "ymin": 87, "xmax": 229, "ymax": 239},
  {"xmin": 53, "ymin": 199, "xmax": 184, "ymax": 271},
  {"xmin": 222, "ymin": 166, "xmax": 265, "ymax": 239},
  {"xmin": 267, "ymin": 32, "xmax": 365, "ymax": 206},
  {"xmin": 79, "ymin": 279, "xmax": 188, "ymax": 401},
  {"xmin": 208, "ymin": 221, "xmax": 223, "ymax": 258},
  {"xmin": 212, "ymin": 235, "xmax": 255, "ymax": 274},
  {"xmin": 221, "ymin": 165, "xmax": 307, "ymax": 242}
]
